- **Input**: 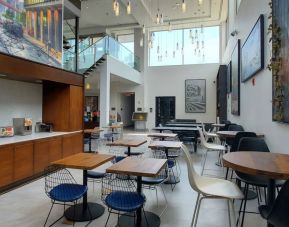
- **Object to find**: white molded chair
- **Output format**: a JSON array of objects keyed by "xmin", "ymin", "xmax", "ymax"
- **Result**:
[
  {"xmin": 200, "ymin": 123, "xmax": 218, "ymax": 142},
  {"xmin": 181, "ymin": 144, "xmax": 243, "ymax": 227},
  {"xmin": 197, "ymin": 127, "xmax": 227, "ymax": 175}
]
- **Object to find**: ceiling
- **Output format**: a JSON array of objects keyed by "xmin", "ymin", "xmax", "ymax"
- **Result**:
[{"xmin": 78, "ymin": 0, "xmax": 227, "ymax": 33}]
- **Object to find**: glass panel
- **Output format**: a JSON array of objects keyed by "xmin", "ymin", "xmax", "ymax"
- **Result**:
[
  {"xmin": 149, "ymin": 30, "xmax": 183, "ymax": 66},
  {"xmin": 184, "ymin": 26, "xmax": 220, "ymax": 64}
]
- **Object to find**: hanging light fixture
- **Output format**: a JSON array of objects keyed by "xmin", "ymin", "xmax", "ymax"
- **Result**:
[
  {"xmin": 156, "ymin": 9, "xmax": 160, "ymax": 24},
  {"xmin": 127, "ymin": 1, "xmax": 131, "ymax": 14},
  {"xmin": 140, "ymin": 37, "xmax": 143, "ymax": 47},
  {"xmin": 85, "ymin": 82, "xmax": 91, "ymax": 90},
  {"xmin": 198, "ymin": 0, "xmax": 203, "ymax": 5},
  {"xmin": 115, "ymin": 1, "xmax": 120, "ymax": 16},
  {"xmin": 160, "ymin": 14, "xmax": 164, "ymax": 24},
  {"xmin": 168, "ymin": 22, "xmax": 172, "ymax": 31},
  {"xmin": 182, "ymin": 0, "xmax": 186, "ymax": 13},
  {"xmin": 113, "ymin": 0, "xmax": 117, "ymax": 11},
  {"xmin": 142, "ymin": 25, "xmax": 145, "ymax": 34},
  {"xmin": 189, "ymin": 29, "xmax": 193, "ymax": 38}
]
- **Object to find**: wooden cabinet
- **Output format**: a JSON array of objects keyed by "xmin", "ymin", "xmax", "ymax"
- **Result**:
[
  {"xmin": 0, "ymin": 145, "xmax": 14, "ymax": 187},
  {"xmin": 43, "ymin": 83, "xmax": 83, "ymax": 132},
  {"xmin": 49, "ymin": 137, "xmax": 62, "ymax": 163},
  {"xmin": 34, "ymin": 139, "xmax": 50, "ymax": 174},
  {"xmin": 63, "ymin": 132, "xmax": 83, "ymax": 158},
  {"xmin": 14, "ymin": 142, "xmax": 34, "ymax": 181}
]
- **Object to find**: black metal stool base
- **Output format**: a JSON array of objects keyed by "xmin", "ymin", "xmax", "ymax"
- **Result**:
[
  {"xmin": 164, "ymin": 175, "xmax": 180, "ymax": 184},
  {"xmin": 65, "ymin": 202, "xmax": 105, "ymax": 222},
  {"xmin": 119, "ymin": 211, "xmax": 160, "ymax": 227},
  {"xmin": 241, "ymin": 187, "xmax": 258, "ymax": 200}
]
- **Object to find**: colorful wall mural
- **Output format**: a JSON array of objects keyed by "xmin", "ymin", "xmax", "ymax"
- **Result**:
[{"xmin": 0, "ymin": 0, "xmax": 63, "ymax": 67}]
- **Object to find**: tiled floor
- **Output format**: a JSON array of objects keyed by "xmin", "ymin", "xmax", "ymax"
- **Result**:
[{"xmin": 0, "ymin": 131, "xmax": 266, "ymax": 227}]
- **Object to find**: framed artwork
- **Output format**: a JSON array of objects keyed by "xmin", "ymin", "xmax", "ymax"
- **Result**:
[
  {"xmin": 185, "ymin": 79, "xmax": 206, "ymax": 113},
  {"xmin": 227, "ymin": 61, "xmax": 232, "ymax": 93},
  {"xmin": 272, "ymin": 0, "xmax": 289, "ymax": 122},
  {"xmin": 0, "ymin": 1, "xmax": 63, "ymax": 68},
  {"xmin": 85, "ymin": 96, "xmax": 98, "ymax": 112},
  {"xmin": 231, "ymin": 40, "xmax": 241, "ymax": 116},
  {"xmin": 241, "ymin": 15, "xmax": 264, "ymax": 82}
]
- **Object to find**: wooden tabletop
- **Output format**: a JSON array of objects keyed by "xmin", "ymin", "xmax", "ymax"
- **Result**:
[
  {"xmin": 51, "ymin": 153, "xmax": 115, "ymax": 170},
  {"xmin": 147, "ymin": 133, "xmax": 178, "ymax": 138},
  {"xmin": 106, "ymin": 157, "xmax": 167, "ymax": 177},
  {"xmin": 165, "ymin": 123, "xmax": 201, "ymax": 127},
  {"xmin": 84, "ymin": 128, "xmax": 104, "ymax": 134},
  {"xmin": 217, "ymin": 131, "xmax": 264, "ymax": 138},
  {"xmin": 149, "ymin": 141, "xmax": 183, "ymax": 149},
  {"xmin": 223, "ymin": 152, "xmax": 289, "ymax": 179},
  {"xmin": 107, "ymin": 139, "xmax": 147, "ymax": 147},
  {"xmin": 104, "ymin": 125, "xmax": 122, "ymax": 129}
]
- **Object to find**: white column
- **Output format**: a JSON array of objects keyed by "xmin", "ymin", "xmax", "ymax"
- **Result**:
[{"xmin": 99, "ymin": 61, "xmax": 110, "ymax": 128}]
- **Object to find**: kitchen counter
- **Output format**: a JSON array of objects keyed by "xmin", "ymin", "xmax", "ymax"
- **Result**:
[{"xmin": 0, "ymin": 131, "xmax": 82, "ymax": 146}]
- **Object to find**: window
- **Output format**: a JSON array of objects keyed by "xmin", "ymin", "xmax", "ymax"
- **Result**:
[{"xmin": 149, "ymin": 26, "xmax": 220, "ymax": 67}]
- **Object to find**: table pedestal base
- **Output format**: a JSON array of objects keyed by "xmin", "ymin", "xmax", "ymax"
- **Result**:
[
  {"xmin": 118, "ymin": 211, "xmax": 160, "ymax": 227},
  {"xmin": 65, "ymin": 202, "xmax": 104, "ymax": 222},
  {"xmin": 164, "ymin": 175, "xmax": 180, "ymax": 184}
]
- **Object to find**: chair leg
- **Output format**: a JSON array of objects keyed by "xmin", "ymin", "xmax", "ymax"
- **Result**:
[
  {"xmin": 228, "ymin": 199, "xmax": 236, "ymax": 227},
  {"xmin": 201, "ymin": 150, "xmax": 208, "ymax": 175},
  {"xmin": 105, "ymin": 209, "xmax": 112, "ymax": 227},
  {"xmin": 159, "ymin": 185, "xmax": 168, "ymax": 217},
  {"xmin": 191, "ymin": 193, "xmax": 200, "ymax": 227},
  {"xmin": 44, "ymin": 202, "xmax": 55, "ymax": 227},
  {"xmin": 155, "ymin": 187, "xmax": 159, "ymax": 207},
  {"xmin": 193, "ymin": 197, "xmax": 205, "ymax": 227},
  {"xmin": 240, "ymin": 184, "xmax": 249, "ymax": 227},
  {"xmin": 143, "ymin": 208, "xmax": 149, "ymax": 227}
]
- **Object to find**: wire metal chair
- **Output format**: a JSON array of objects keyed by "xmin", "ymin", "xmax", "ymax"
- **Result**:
[
  {"xmin": 101, "ymin": 174, "xmax": 148, "ymax": 227},
  {"xmin": 44, "ymin": 165, "xmax": 90, "ymax": 227},
  {"xmin": 141, "ymin": 149, "xmax": 169, "ymax": 216}
]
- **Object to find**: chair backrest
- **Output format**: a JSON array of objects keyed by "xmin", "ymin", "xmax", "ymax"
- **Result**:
[
  {"xmin": 231, "ymin": 132, "xmax": 257, "ymax": 152},
  {"xmin": 237, "ymin": 137, "xmax": 270, "ymax": 152},
  {"xmin": 228, "ymin": 124, "xmax": 244, "ymax": 131},
  {"xmin": 219, "ymin": 123, "xmax": 236, "ymax": 131},
  {"xmin": 267, "ymin": 179, "xmax": 289, "ymax": 227},
  {"xmin": 181, "ymin": 144, "xmax": 202, "ymax": 193},
  {"xmin": 44, "ymin": 165, "xmax": 77, "ymax": 199},
  {"xmin": 197, "ymin": 127, "xmax": 210, "ymax": 147},
  {"xmin": 151, "ymin": 149, "xmax": 169, "ymax": 181}
]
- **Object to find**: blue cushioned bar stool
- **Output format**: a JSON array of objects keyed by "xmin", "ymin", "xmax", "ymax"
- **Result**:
[{"xmin": 44, "ymin": 165, "xmax": 90, "ymax": 227}]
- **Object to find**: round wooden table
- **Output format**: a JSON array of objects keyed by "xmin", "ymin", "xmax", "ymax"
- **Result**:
[
  {"xmin": 223, "ymin": 152, "xmax": 289, "ymax": 227},
  {"xmin": 217, "ymin": 131, "xmax": 264, "ymax": 139}
]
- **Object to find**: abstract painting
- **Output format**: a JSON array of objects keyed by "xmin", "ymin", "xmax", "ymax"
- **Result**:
[
  {"xmin": 272, "ymin": 0, "xmax": 289, "ymax": 122},
  {"xmin": 185, "ymin": 79, "xmax": 206, "ymax": 113},
  {"xmin": 231, "ymin": 40, "xmax": 240, "ymax": 116},
  {"xmin": 0, "ymin": 0, "xmax": 63, "ymax": 68},
  {"xmin": 241, "ymin": 15, "xmax": 264, "ymax": 82}
]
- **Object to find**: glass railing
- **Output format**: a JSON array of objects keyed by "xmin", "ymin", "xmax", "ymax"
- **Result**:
[{"xmin": 63, "ymin": 36, "xmax": 141, "ymax": 73}]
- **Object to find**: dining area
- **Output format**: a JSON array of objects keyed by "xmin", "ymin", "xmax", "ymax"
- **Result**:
[{"xmin": 1, "ymin": 122, "xmax": 289, "ymax": 227}]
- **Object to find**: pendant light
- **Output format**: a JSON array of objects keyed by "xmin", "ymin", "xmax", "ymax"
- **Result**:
[
  {"xmin": 168, "ymin": 22, "xmax": 172, "ymax": 31},
  {"xmin": 140, "ymin": 37, "xmax": 143, "ymax": 47},
  {"xmin": 85, "ymin": 82, "xmax": 91, "ymax": 90},
  {"xmin": 182, "ymin": 0, "xmax": 186, "ymax": 13},
  {"xmin": 198, "ymin": 0, "xmax": 203, "ymax": 5},
  {"xmin": 142, "ymin": 25, "xmax": 145, "ymax": 34},
  {"xmin": 127, "ymin": 1, "xmax": 131, "ymax": 14},
  {"xmin": 115, "ymin": 1, "xmax": 119, "ymax": 16},
  {"xmin": 113, "ymin": 0, "xmax": 117, "ymax": 11}
]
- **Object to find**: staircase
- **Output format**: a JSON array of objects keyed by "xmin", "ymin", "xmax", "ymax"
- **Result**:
[{"xmin": 63, "ymin": 36, "xmax": 140, "ymax": 75}]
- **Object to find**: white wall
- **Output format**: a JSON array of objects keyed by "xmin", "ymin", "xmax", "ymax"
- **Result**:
[
  {"xmin": 222, "ymin": 0, "xmax": 289, "ymax": 153},
  {"xmin": 0, "ymin": 79, "xmax": 42, "ymax": 132},
  {"xmin": 145, "ymin": 64, "xmax": 219, "ymax": 129}
]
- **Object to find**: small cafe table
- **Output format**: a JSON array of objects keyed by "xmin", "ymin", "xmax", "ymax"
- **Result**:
[
  {"xmin": 84, "ymin": 128, "xmax": 104, "ymax": 152},
  {"xmin": 106, "ymin": 157, "xmax": 167, "ymax": 227},
  {"xmin": 217, "ymin": 131, "xmax": 264, "ymax": 139},
  {"xmin": 104, "ymin": 125, "xmax": 122, "ymax": 142},
  {"xmin": 147, "ymin": 132, "xmax": 178, "ymax": 141},
  {"xmin": 52, "ymin": 153, "xmax": 115, "ymax": 222},
  {"xmin": 149, "ymin": 141, "xmax": 183, "ymax": 184},
  {"xmin": 106, "ymin": 138, "xmax": 147, "ymax": 156},
  {"xmin": 223, "ymin": 152, "xmax": 289, "ymax": 227}
]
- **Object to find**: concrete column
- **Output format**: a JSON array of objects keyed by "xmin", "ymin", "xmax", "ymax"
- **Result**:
[
  {"xmin": 99, "ymin": 61, "xmax": 110, "ymax": 128},
  {"xmin": 134, "ymin": 28, "xmax": 145, "ymax": 71}
]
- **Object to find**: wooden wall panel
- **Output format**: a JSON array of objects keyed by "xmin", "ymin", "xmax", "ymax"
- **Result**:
[
  {"xmin": 70, "ymin": 86, "xmax": 84, "ymax": 131},
  {"xmin": 0, "ymin": 145, "xmax": 14, "ymax": 187},
  {"xmin": 72, "ymin": 132, "xmax": 83, "ymax": 154},
  {"xmin": 0, "ymin": 53, "xmax": 83, "ymax": 86},
  {"xmin": 14, "ymin": 143, "xmax": 34, "ymax": 181}
]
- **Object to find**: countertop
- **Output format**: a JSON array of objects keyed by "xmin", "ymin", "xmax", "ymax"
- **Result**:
[{"xmin": 0, "ymin": 131, "xmax": 82, "ymax": 146}]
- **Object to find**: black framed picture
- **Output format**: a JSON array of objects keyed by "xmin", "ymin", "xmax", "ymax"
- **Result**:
[
  {"xmin": 227, "ymin": 61, "xmax": 232, "ymax": 93},
  {"xmin": 241, "ymin": 15, "xmax": 264, "ymax": 82},
  {"xmin": 231, "ymin": 40, "xmax": 241, "ymax": 116},
  {"xmin": 185, "ymin": 79, "xmax": 206, "ymax": 113}
]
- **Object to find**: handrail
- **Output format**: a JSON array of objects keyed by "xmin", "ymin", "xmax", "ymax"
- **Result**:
[{"xmin": 79, "ymin": 36, "xmax": 107, "ymax": 54}]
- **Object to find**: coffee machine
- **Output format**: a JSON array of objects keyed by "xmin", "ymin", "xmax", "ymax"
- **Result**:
[{"xmin": 13, "ymin": 118, "xmax": 33, "ymax": 136}]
